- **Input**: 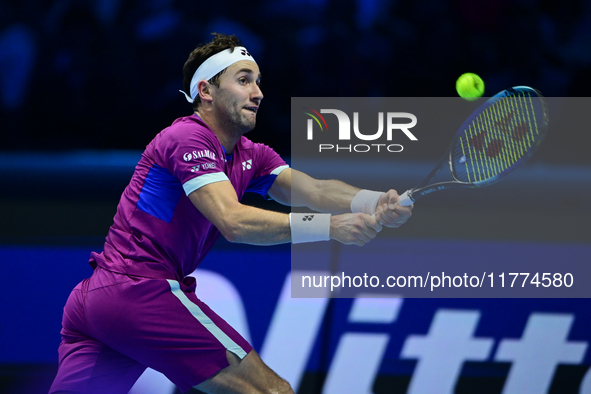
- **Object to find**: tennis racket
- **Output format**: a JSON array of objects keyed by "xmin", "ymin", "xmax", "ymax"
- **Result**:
[{"xmin": 395, "ymin": 86, "xmax": 549, "ymax": 206}]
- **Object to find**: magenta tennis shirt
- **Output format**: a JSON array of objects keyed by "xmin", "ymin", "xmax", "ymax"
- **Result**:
[{"xmin": 89, "ymin": 114, "xmax": 289, "ymax": 280}]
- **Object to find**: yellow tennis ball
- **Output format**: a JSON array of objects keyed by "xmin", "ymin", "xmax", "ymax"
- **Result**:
[{"xmin": 456, "ymin": 73, "xmax": 485, "ymax": 101}]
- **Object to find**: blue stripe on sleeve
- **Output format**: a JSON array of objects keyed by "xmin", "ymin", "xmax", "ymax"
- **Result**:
[
  {"xmin": 245, "ymin": 174, "xmax": 278, "ymax": 197},
  {"xmin": 137, "ymin": 165, "xmax": 183, "ymax": 223}
]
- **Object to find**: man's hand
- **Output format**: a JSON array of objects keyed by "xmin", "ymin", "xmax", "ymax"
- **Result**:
[
  {"xmin": 329, "ymin": 213, "xmax": 382, "ymax": 246},
  {"xmin": 374, "ymin": 189, "xmax": 413, "ymax": 228}
]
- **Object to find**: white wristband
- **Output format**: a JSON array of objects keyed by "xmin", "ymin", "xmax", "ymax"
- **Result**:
[
  {"xmin": 351, "ymin": 190, "xmax": 383, "ymax": 215},
  {"xmin": 289, "ymin": 213, "xmax": 331, "ymax": 244}
]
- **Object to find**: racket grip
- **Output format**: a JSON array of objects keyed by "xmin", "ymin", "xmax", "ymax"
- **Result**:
[{"xmin": 397, "ymin": 190, "xmax": 414, "ymax": 206}]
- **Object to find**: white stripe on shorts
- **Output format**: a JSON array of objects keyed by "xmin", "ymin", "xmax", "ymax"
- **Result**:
[{"xmin": 166, "ymin": 279, "xmax": 248, "ymax": 359}]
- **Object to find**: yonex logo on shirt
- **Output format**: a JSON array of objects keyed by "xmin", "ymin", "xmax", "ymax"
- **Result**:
[
  {"xmin": 242, "ymin": 159, "xmax": 252, "ymax": 170},
  {"xmin": 190, "ymin": 163, "xmax": 216, "ymax": 173}
]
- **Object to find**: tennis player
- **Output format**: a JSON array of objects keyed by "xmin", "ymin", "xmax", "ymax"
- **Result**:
[{"xmin": 49, "ymin": 33, "xmax": 412, "ymax": 394}]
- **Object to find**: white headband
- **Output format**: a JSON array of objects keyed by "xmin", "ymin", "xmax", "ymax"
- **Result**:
[{"xmin": 180, "ymin": 46, "xmax": 257, "ymax": 103}]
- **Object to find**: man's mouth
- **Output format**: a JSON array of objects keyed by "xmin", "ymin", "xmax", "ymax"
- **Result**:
[{"xmin": 244, "ymin": 106, "xmax": 258, "ymax": 113}]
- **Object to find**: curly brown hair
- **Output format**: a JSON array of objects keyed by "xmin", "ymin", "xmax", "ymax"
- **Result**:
[{"xmin": 182, "ymin": 33, "xmax": 243, "ymax": 110}]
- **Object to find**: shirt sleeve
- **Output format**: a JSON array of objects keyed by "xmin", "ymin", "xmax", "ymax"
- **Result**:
[
  {"xmin": 245, "ymin": 142, "xmax": 289, "ymax": 198},
  {"xmin": 157, "ymin": 126, "xmax": 228, "ymax": 196}
]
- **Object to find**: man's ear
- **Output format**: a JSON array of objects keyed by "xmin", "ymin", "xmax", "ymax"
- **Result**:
[{"xmin": 198, "ymin": 80, "xmax": 213, "ymax": 103}]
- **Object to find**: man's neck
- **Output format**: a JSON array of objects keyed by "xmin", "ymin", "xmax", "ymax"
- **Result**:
[{"xmin": 195, "ymin": 110, "xmax": 240, "ymax": 154}]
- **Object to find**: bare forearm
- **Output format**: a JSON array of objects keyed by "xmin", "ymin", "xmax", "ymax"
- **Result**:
[
  {"xmin": 290, "ymin": 170, "xmax": 360, "ymax": 214},
  {"xmin": 302, "ymin": 179, "xmax": 360, "ymax": 214},
  {"xmin": 190, "ymin": 179, "xmax": 386, "ymax": 247},
  {"xmin": 217, "ymin": 205, "xmax": 291, "ymax": 245},
  {"xmin": 189, "ymin": 183, "xmax": 290, "ymax": 245}
]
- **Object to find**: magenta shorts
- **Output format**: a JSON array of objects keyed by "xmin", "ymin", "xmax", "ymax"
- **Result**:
[{"xmin": 49, "ymin": 266, "xmax": 252, "ymax": 393}]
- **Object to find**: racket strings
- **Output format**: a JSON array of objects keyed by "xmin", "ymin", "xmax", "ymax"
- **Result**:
[{"xmin": 453, "ymin": 90, "xmax": 542, "ymax": 184}]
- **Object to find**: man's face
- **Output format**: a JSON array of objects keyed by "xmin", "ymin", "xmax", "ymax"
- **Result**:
[{"xmin": 211, "ymin": 60, "xmax": 263, "ymax": 135}]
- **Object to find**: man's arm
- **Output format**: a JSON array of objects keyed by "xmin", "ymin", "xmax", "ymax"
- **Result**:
[
  {"xmin": 189, "ymin": 180, "xmax": 290, "ymax": 245},
  {"xmin": 266, "ymin": 168, "xmax": 359, "ymax": 213},
  {"xmin": 268, "ymin": 168, "xmax": 413, "ymax": 228},
  {"xmin": 188, "ymin": 178, "xmax": 382, "ymax": 246}
]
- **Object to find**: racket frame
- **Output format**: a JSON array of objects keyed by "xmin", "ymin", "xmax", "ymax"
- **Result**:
[{"xmin": 401, "ymin": 86, "xmax": 549, "ymax": 205}]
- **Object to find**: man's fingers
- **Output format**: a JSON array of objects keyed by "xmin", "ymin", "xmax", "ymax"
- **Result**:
[
  {"xmin": 375, "ymin": 202, "xmax": 413, "ymax": 228},
  {"xmin": 379, "ymin": 204, "xmax": 396, "ymax": 219},
  {"xmin": 364, "ymin": 213, "xmax": 382, "ymax": 233},
  {"xmin": 377, "ymin": 204, "xmax": 400, "ymax": 223}
]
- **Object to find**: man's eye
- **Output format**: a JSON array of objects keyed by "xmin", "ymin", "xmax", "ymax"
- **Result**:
[{"xmin": 239, "ymin": 77, "xmax": 247, "ymax": 84}]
